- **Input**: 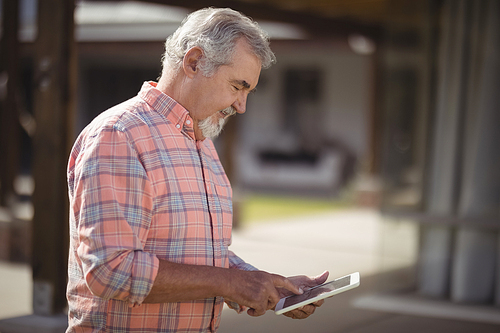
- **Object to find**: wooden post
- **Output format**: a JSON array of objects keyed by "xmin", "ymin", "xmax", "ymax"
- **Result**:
[
  {"xmin": 32, "ymin": 0, "xmax": 77, "ymax": 315},
  {"xmin": 219, "ymin": 117, "xmax": 242, "ymax": 229},
  {"xmin": 0, "ymin": 0, "xmax": 21, "ymax": 206}
]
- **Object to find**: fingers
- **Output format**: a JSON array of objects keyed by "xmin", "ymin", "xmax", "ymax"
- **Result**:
[
  {"xmin": 232, "ymin": 271, "xmax": 290, "ymax": 317},
  {"xmin": 283, "ymin": 304, "xmax": 315, "ymax": 319},
  {"xmin": 247, "ymin": 294, "xmax": 279, "ymax": 317},
  {"xmin": 249, "ymin": 274, "xmax": 302, "ymax": 316},
  {"xmin": 283, "ymin": 302, "xmax": 322, "ymax": 319},
  {"xmin": 247, "ymin": 307, "xmax": 266, "ymax": 317},
  {"xmin": 312, "ymin": 299, "xmax": 325, "ymax": 307},
  {"xmin": 229, "ymin": 271, "xmax": 325, "ymax": 318},
  {"xmin": 267, "ymin": 287, "xmax": 282, "ymax": 309},
  {"xmin": 280, "ymin": 273, "xmax": 328, "ymax": 320}
]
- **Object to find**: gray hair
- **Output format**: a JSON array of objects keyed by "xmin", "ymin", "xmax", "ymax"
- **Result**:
[{"xmin": 162, "ymin": 7, "xmax": 276, "ymax": 76}]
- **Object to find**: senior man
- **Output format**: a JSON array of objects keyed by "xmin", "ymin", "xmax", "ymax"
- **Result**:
[{"xmin": 66, "ymin": 7, "xmax": 328, "ymax": 332}]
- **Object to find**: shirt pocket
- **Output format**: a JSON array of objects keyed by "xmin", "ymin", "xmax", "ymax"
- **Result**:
[{"xmin": 213, "ymin": 183, "xmax": 233, "ymax": 246}]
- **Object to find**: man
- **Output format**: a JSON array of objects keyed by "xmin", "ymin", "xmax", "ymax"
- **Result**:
[{"xmin": 66, "ymin": 7, "xmax": 328, "ymax": 332}]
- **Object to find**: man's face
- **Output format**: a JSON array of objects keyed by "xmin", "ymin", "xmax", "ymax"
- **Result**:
[{"xmin": 188, "ymin": 38, "xmax": 262, "ymax": 140}]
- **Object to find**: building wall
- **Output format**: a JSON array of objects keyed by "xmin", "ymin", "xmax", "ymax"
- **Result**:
[{"xmin": 237, "ymin": 40, "xmax": 373, "ymax": 193}]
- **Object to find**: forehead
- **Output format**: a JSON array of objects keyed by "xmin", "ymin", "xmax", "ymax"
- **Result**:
[{"xmin": 226, "ymin": 39, "xmax": 262, "ymax": 87}]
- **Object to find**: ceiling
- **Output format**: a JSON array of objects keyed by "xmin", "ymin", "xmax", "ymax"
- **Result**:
[
  {"xmin": 246, "ymin": 0, "xmax": 393, "ymax": 24},
  {"xmin": 83, "ymin": 0, "xmax": 429, "ymax": 42},
  {"xmin": 83, "ymin": 0, "xmax": 385, "ymax": 40}
]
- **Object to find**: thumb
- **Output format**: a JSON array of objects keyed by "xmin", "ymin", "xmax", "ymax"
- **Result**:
[
  {"xmin": 313, "ymin": 271, "xmax": 329, "ymax": 285},
  {"xmin": 273, "ymin": 275, "xmax": 303, "ymax": 295},
  {"xmin": 301, "ymin": 271, "xmax": 329, "ymax": 289}
]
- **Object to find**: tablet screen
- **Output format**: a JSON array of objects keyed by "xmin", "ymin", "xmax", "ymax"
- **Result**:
[{"xmin": 282, "ymin": 275, "xmax": 351, "ymax": 309}]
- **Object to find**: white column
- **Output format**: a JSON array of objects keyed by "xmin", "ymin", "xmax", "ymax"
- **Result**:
[
  {"xmin": 451, "ymin": 0, "xmax": 500, "ymax": 304},
  {"xmin": 418, "ymin": 226, "xmax": 453, "ymax": 297},
  {"xmin": 418, "ymin": 0, "xmax": 466, "ymax": 298},
  {"xmin": 451, "ymin": 228, "xmax": 497, "ymax": 303}
]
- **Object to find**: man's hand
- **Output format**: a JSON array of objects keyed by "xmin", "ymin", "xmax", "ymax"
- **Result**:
[
  {"xmin": 223, "ymin": 270, "xmax": 303, "ymax": 317},
  {"xmin": 276, "ymin": 271, "xmax": 329, "ymax": 319},
  {"xmin": 144, "ymin": 260, "xmax": 301, "ymax": 312},
  {"xmin": 142, "ymin": 259, "xmax": 311, "ymax": 318}
]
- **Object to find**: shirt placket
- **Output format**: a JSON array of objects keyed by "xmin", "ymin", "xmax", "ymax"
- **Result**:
[
  {"xmin": 197, "ymin": 142, "xmax": 224, "ymax": 267},
  {"xmin": 197, "ymin": 141, "xmax": 223, "ymax": 332}
]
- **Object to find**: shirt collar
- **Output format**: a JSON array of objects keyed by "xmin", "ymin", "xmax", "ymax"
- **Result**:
[{"xmin": 138, "ymin": 81, "xmax": 196, "ymax": 140}]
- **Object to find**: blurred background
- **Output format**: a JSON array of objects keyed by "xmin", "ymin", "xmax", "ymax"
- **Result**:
[{"xmin": 0, "ymin": 0, "xmax": 499, "ymax": 332}]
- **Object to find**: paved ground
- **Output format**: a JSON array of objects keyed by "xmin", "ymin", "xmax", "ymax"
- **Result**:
[
  {"xmin": 222, "ymin": 208, "xmax": 500, "ymax": 332},
  {"xmin": 0, "ymin": 262, "xmax": 31, "ymax": 321},
  {"xmin": 1, "ymin": 208, "xmax": 500, "ymax": 332}
]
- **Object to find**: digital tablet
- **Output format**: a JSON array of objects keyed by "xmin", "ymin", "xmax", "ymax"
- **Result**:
[{"xmin": 274, "ymin": 272, "xmax": 360, "ymax": 315}]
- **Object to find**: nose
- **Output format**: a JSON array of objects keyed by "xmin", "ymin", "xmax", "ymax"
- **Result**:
[{"xmin": 232, "ymin": 92, "xmax": 248, "ymax": 114}]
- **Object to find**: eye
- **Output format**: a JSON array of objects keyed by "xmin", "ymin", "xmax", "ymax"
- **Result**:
[{"xmin": 232, "ymin": 85, "xmax": 240, "ymax": 91}]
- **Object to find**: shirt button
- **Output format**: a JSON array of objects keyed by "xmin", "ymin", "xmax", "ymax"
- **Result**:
[
  {"xmin": 176, "ymin": 124, "xmax": 181, "ymax": 129},
  {"xmin": 186, "ymin": 120, "xmax": 191, "ymax": 125}
]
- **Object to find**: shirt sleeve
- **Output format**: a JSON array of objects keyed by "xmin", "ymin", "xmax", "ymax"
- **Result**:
[
  {"xmin": 72, "ymin": 125, "xmax": 159, "ymax": 307},
  {"xmin": 225, "ymin": 250, "xmax": 258, "ymax": 313},
  {"xmin": 228, "ymin": 250, "xmax": 258, "ymax": 271}
]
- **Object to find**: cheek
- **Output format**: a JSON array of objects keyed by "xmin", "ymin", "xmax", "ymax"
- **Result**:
[
  {"xmin": 212, "ymin": 87, "xmax": 235, "ymax": 108},
  {"xmin": 195, "ymin": 86, "xmax": 234, "ymax": 116}
]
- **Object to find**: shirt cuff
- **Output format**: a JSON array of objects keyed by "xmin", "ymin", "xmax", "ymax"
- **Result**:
[
  {"xmin": 128, "ymin": 252, "xmax": 159, "ymax": 307},
  {"xmin": 228, "ymin": 250, "xmax": 258, "ymax": 271},
  {"xmin": 225, "ymin": 300, "xmax": 248, "ymax": 314}
]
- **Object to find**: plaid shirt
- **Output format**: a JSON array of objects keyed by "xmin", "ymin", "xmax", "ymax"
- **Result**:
[{"xmin": 67, "ymin": 82, "xmax": 255, "ymax": 333}]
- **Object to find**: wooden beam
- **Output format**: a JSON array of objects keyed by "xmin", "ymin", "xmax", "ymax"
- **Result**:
[
  {"xmin": 85, "ymin": 0, "xmax": 382, "ymax": 40},
  {"xmin": 0, "ymin": 0, "xmax": 21, "ymax": 206},
  {"xmin": 32, "ymin": 0, "xmax": 77, "ymax": 315}
]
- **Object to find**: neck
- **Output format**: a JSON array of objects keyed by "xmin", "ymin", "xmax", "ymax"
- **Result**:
[
  {"xmin": 157, "ymin": 68, "xmax": 181, "ymax": 98},
  {"xmin": 157, "ymin": 68, "xmax": 206, "ymax": 141}
]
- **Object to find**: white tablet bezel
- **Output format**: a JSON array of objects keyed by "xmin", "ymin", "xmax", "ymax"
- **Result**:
[{"xmin": 274, "ymin": 272, "xmax": 360, "ymax": 315}]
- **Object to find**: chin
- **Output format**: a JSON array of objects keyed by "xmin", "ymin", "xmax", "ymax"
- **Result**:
[{"xmin": 198, "ymin": 116, "xmax": 226, "ymax": 139}]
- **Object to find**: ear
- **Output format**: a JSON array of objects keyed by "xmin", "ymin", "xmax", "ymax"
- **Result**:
[{"xmin": 182, "ymin": 47, "xmax": 204, "ymax": 78}]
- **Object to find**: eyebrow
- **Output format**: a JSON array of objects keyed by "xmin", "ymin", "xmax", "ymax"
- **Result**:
[{"xmin": 231, "ymin": 79, "xmax": 256, "ymax": 93}]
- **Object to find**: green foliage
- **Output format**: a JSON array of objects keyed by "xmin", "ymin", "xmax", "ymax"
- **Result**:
[{"xmin": 240, "ymin": 195, "xmax": 352, "ymax": 225}]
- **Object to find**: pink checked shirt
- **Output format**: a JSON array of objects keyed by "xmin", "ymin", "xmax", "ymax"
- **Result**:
[{"xmin": 67, "ymin": 82, "xmax": 255, "ymax": 332}]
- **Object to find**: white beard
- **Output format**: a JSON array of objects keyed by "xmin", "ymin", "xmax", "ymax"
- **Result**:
[{"xmin": 198, "ymin": 106, "xmax": 236, "ymax": 139}]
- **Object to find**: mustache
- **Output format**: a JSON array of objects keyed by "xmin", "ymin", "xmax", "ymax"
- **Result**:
[{"xmin": 221, "ymin": 106, "xmax": 237, "ymax": 118}]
